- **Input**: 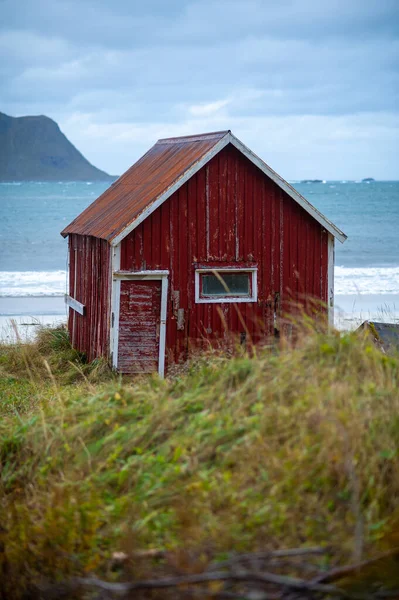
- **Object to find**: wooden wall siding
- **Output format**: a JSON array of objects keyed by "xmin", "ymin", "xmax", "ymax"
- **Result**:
[
  {"xmin": 120, "ymin": 144, "xmax": 329, "ymax": 366},
  {"xmin": 68, "ymin": 234, "xmax": 111, "ymax": 361},
  {"xmin": 118, "ymin": 280, "xmax": 161, "ymax": 373}
]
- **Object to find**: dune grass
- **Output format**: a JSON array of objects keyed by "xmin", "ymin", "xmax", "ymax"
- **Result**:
[{"xmin": 0, "ymin": 325, "xmax": 399, "ymax": 597}]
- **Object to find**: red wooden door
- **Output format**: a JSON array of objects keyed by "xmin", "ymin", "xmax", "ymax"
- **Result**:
[{"xmin": 118, "ymin": 280, "xmax": 161, "ymax": 374}]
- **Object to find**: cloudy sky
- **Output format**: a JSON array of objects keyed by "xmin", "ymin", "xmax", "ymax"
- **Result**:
[{"xmin": 1, "ymin": 0, "xmax": 398, "ymax": 179}]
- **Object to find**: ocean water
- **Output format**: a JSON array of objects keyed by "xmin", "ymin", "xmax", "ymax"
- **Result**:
[{"xmin": 0, "ymin": 180, "xmax": 398, "ymax": 298}]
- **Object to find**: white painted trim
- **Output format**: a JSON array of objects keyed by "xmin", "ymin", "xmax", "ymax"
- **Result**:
[
  {"xmin": 110, "ymin": 136, "xmax": 231, "ymax": 246},
  {"xmin": 110, "ymin": 244, "xmax": 121, "ymax": 370},
  {"xmin": 111, "ymin": 268, "xmax": 169, "ymax": 377},
  {"xmin": 228, "ymin": 133, "xmax": 347, "ymax": 244},
  {"xmin": 327, "ymin": 234, "xmax": 335, "ymax": 327},
  {"xmin": 194, "ymin": 267, "xmax": 258, "ymax": 304},
  {"xmin": 159, "ymin": 276, "xmax": 168, "ymax": 378},
  {"xmin": 110, "ymin": 131, "xmax": 347, "ymax": 246},
  {"xmin": 114, "ymin": 270, "xmax": 170, "ymax": 279},
  {"xmin": 65, "ymin": 294, "xmax": 85, "ymax": 315}
]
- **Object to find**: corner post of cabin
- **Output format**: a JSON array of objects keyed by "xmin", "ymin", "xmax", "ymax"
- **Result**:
[
  {"xmin": 67, "ymin": 237, "xmax": 72, "ymax": 343},
  {"xmin": 110, "ymin": 243, "xmax": 121, "ymax": 370},
  {"xmin": 72, "ymin": 236, "xmax": 77, "ymax": 346},
  {"xmin": 327, "ymin": 233, "xmax": 335, "ymax": 327}
]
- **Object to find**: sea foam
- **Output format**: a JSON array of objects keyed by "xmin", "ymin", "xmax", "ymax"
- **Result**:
[
  {"xmin": 0, "ymin": 267, "xmax": 399, "ymax": 298},
  {"xmin": 335, "ymin": 266, "xmax": 399, "ymax": 295},
  {"xmin": 0, "ymin": 271, "xmax": 67, "ymax": 297}
]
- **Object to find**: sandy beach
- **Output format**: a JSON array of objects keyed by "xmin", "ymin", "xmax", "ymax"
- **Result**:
[
  {"xmin": 1, "ymin": 293, "xmax": 398, "ymax": 344},
  {"xmin": 334, "ymin": 293, "xmax": 399, "ymax": 330},
  {"xmin": 0, "ymin": 296, "xmax": 66, "ymax": 343}
]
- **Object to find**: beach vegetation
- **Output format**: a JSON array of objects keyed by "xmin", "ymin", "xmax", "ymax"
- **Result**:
[{"xmin": 0, "ymin": 324, "xmax": 398, "ymax": 597}]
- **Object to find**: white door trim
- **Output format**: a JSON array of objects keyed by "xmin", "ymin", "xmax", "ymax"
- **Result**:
[
  {"xmin": 111, "ymin": 265, "xmax": 169, "ymax": 377},
  {"xmin": 110, "ymin": 244, "xmax": 121, "ymax": 370},
  {"xmin": 159, "ymin": 276, "xmax": 169, "ymax": 378},
  {"xmin": 113, "ymin": 270, "xmax": 169, "ymax": 279},
  {"xmin": 327, "ymin": 233, "xmax": 335, "ymax": 327}
]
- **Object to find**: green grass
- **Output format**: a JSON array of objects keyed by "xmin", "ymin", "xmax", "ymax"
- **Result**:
[{"xmin": 0, "ymin": 325, "xmax": 399, "ymax": 597}]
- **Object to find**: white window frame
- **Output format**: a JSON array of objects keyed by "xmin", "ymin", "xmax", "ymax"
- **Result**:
[{"xmin": 195, "ymin": 267, "xmax": 258, "ymax": 304}]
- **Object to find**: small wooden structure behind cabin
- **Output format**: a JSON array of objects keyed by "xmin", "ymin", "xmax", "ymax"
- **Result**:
[
  {"xmin": 358, "ymin": 321, "xmax": 399, "ymax": 354},
  {"xmin": 61, "ymin": 131, "xmax": 347, "ymax": 375}
]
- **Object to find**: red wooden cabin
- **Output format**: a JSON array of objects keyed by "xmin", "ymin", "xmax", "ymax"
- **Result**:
[{"xmin": 61, "ymin": 131, "xmax": 346, "ymax": 376}]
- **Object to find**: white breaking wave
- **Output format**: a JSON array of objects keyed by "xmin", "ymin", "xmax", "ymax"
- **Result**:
[
  {"xmin": 335, "ymin": 266, "xmax": 399, "ymax": 295},
  {"xmin": 0, "ymin": 267, "xmax": 398, "ymax": 297},
  {"xmin": 0, "ymin": 271, "xmax": 67, "ymax": 297}
]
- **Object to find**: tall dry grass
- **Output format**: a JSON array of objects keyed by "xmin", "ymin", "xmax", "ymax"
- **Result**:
[{"xmin": 0, "ymin": 324, "xmax": 398, "ymax": 597}]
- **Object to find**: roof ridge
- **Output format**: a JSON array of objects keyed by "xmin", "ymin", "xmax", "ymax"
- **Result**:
[
  {"xmin": 157, "ymin": 131, "xmax": 230, "ymax": 144},
  {"xmin": 61, "ymin": 130, "xmax": 346, "ymax": 244}
]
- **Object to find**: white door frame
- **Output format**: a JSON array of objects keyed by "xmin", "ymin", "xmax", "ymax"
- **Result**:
[
  {"xmin": 110, "ymin": 253, "xmax": 169, "ymax": 377},
  {"xmin": 327, "ymin": 233, "xmax": 335, "ymax": 327}
]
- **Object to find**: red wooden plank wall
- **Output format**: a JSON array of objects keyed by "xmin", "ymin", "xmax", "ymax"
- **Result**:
[
  {"xmin": 120, "ymin": 144, "xmax": 329, "ymax": 366},
  {"xmin": 68, "ymin": 234, "xmax": 111, "ymax": 361}
]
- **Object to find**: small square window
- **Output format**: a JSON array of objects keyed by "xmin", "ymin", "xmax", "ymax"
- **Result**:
[{"xmin": 195, "ymin": 268, "xmax": 257, "ymax": 304}]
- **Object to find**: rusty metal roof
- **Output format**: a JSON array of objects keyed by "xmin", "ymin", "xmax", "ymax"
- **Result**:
[
  {"xmin": 61, "ymin": 131, "xmax": 230, "ymax": 241},
  {"xmin": 61, "ymin": 129, "xmax": 346, "ymax": 244}
]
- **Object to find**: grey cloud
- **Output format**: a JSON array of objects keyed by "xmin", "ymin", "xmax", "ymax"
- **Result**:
[
  {"xmin": 0, "ymin": 0, "xmax": 398, "ymax": 178},
  {"xmin": 4, "ymin": 34, "xmax": 397, "ymax": 115},
  {"xmin": 2, "ymin": 0, "xmax": 398, "ymax": 45}
]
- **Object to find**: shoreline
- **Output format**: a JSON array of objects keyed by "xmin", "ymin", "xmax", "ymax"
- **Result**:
[
  {"xmin": 0, "ymin": 295, "xmax": 66, "ymax": 316},
  {"xmin": 0, "ymin": 296, "xmax": 66, "ymax": 343},
  {"xmin": 334, "ymin": 293, "xmax": 399, "ymax": 330},
  {"xmin": 1, "ymin": 293, "xmax": 398, "ymax": 344}
]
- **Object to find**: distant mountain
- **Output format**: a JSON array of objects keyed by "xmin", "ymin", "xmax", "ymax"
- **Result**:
[{"xmin": 0, "ymin": 111, "xmax": 114, "ymax": 181}]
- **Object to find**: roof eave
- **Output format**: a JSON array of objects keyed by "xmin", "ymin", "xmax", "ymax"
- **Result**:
[
  {"xmin": 62, "ymin": 130, "xmax": 347, "ymax": 246},
  {"xmin": 228, "ymin": 133, "xmax": 347, "ymax": 244},
  {"xmin": 109, "ymin": 132, "xmax": 232, "ymax": 246}
]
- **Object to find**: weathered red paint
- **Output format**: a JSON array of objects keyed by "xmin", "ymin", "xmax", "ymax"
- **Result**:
[
  {"xmin": 119, "ymin": 144, "xmax": 328, "ymax": 366},
  {"xmin": 118, "ymin": 280, "xmax": 161, "ymax": 373},
  {"xmin": 67, "ymin": 234, "xmax": 111, "ymax": 361},
  {"xmin": 64, "ymin": 137, "xmax": 331, "ymax": 373},
  {"xmin": 61, "ymin": 132, "xmax": 228, "ymax": 241}
]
